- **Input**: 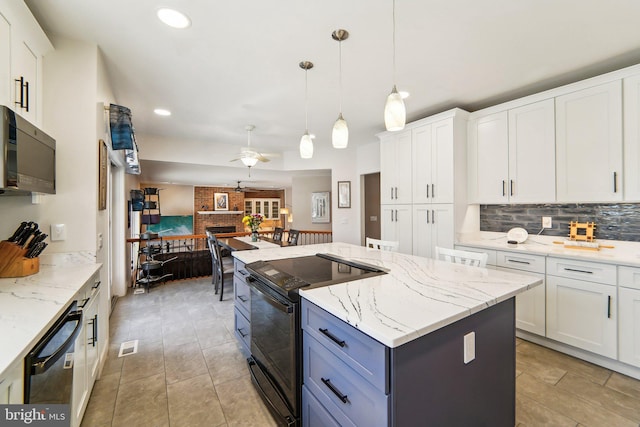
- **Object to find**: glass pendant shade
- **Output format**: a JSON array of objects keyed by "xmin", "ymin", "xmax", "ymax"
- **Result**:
[
  {"xmin": 384, "ymin": 85, "xmax": 406, "ymax": 131},
  {"xmin": 300, "ymin": 132, "xmax": 313, "ymax": 159},
  {"xmin": 240, "ymin": 155, "xmax": 259, "ymax": 167},
  {"xmin": 332, "ymin": 113, "xmax": 349, "ymax": 149}
]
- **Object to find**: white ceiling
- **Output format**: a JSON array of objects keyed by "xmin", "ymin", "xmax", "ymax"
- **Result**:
[{"xmin": 24, "ymin": 0, "xmax": 640, "ymax": 187}]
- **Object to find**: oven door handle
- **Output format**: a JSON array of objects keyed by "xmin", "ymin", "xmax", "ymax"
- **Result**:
[{"xmin": 247, "ymin": 276, "xmax": 294, "ymax": 314}]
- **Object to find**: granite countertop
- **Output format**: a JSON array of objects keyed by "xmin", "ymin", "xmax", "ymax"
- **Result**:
[
  {"xmin": 457, "ymin": 232, "xmax": 640, "ymax": 267},
  {"xmin": 0, "ymin": 252, "xmax": 101, "ymax": 378},
  {"xmin": 233, "ymin": 242, "xmax": 542, "ymax": 348}
]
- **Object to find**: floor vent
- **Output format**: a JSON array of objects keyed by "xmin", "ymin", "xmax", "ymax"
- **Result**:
[
  {"xmin": 133, "ymin": 288, "xmax": 145, "ymax": 295},
  {"xmin": 118, "ymin": 340, "xmax": 139, "ymax": 357}
]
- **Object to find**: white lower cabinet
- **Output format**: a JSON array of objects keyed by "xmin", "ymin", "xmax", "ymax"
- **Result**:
[
  {"xmin": 412, "ymin": 204, "xmax": 454, "ymax": 258},
  {"xmin": 381, "ymin": 204, "xmax": 412, "ymax": 255},
  {"xmin": 496, "ymin": 251, "xmax": 546, "ymax": 336},
  {"xmin": 618, "ymin": 266, "xmax": 640, "ymax": 368},
  {"xmin": 546, "ymin": 258, "xmax": 617, "ymax": 359},
  {"xmin": 0, "ymin": 359, "xmax": 24, "ymax": 404}
]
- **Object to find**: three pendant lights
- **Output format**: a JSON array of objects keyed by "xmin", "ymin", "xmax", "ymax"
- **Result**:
[{"xmin": 299, "ymin": 0, "xmax": 406, "ymax": 159}]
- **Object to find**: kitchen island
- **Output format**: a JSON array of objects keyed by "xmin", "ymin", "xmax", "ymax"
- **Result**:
[{"xmin": 233, "ymin": 242, "xmax": 542, "ymax": 426}]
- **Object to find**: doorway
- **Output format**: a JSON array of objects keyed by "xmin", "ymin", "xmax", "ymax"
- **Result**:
[{"xmin": 363, "ymin": 173, "xmax": 381, "ymax": 244}]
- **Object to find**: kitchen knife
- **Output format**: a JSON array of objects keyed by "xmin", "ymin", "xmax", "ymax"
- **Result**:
[
  {"xmin": 27, "ymin": 233, "xmax": 47, "ymax": 249},
  {"xmin": 22, "ymin": 230, "xmax": 41, "ymax": 249},
  {"xmin": 15, "ymin": 222, "xmax": 35, "ymax": 246},
  {"xmin": 18, "ymin": 223, "xmax": 38, "ymax": 247},
  {"xmin": 8, "ymin": 222, "xmax": 28, "ymax": 242},
  {"xmin": 28, "ymin": 242, "xmax": 47, "ymax": 258}
]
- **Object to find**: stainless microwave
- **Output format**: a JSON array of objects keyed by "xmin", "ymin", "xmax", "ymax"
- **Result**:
[{"xmin": 0, "ymin": 105, "xmax": 55, "ymax": 194}]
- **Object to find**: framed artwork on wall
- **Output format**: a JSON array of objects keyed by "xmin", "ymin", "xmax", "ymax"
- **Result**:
[
  {"xmin": 214, "ymin": 192, "xmax": 229, "ymax": 211},
  {"xmin": 311, "ymin": 191, "xmax": 330, "ymax": 223},
  {"xmin": 338, "ymin": 181, "xmax": 351, "ymax": 208}
]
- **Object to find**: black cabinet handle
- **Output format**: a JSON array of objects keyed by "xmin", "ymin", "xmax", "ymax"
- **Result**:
[
  {"xmin": 321, "ymin": 377, "xmax": 348, "ymax": 403},
  {"xmin": 92, "ymin": 280, "xmax": 101, "ymax": 290},
  {"xmin": 24, "ymin": 80, "xmax": 29, "ymax": 112},
  {"xmin": 93, "ymin": 314, "xmax": 98, "ymax": 346},
  {"xmin": 237, "ymin": 327, "xmax": 248, "ymax": 338},
  {"xmin": 432, "ymin": 209, "xmax": 435, "ymax": 224},
  {"xmin": 78, "ymin": 297, "xmax": 90, "ymax": 308},
  {"xmin": 426, "ymin": 185, "xmax": 429, "ymax": 198},
  {"xmin": 426, "ymin": 210, "xmax": 429, "ymax": 224},
  {"xmin": 238, "ymin": 295, "xmax": 248, "ymax": 303},
  {"xmin": 507, "ymin": 259, "xmax": 530, "ymax": 265},
  {"xmin": 613, "ymin": 172, "xmax": 618, "ymax": 193},
  {"xmin": 510, "ymin": 180, "xmax": 514, "ymax": 196},
  {"xmin": 432, "ymin": 184, "xmax": 435, "ymax": 198},
  {"xmin": 564, "ymin": 268, "xmax": 593, "ymax": 274},
  {"xmin": 502, "ymin": 180, "xmax": 506, "ymax": 197},
  {"xmin": 390, "ymin": 188, "xmax": 394, "ymax": 199},
  {"xmin": 14, "ymin": 77, "xmax": 24, "ymax": 109},
  {"xmin": 607, "ymin": 295, "xmax": 611, "ymax": 319},
  {"xmin": 319, "ymin": 328, "xmax": 345, "ymax": 347}
]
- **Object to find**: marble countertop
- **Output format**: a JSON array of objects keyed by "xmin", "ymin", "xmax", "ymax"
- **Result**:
[
  {"xmin": 233, "ymin": 242, "xmax": 542, "ymax": 348},
  {"xmin": 457, "ymin": 232, "xmax": 640, "ymax": 267},
  {"xmin": 0, "ymin": 252, "xmax": 101, "ymax": 378}
]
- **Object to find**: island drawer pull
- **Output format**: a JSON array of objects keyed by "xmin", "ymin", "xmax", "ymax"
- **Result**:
[
  {"xmin": 237, "ymin": 327, "xmax": 248, "ymax": 338},
  {"xmin": 92, "ymin": 280, "xmax": 101, "ymax": 290},
  {"xmin": 607, "ymin": 296, "xmax": 611, "ymax": 319},
  {"xmin": 319, "ymin": 328, "xmax": 346, "ymax": 347},
  {"xmin": 78, "ymin": 297, "xmax": 90, "ymax": 308},
  {"xmin": 237, "ymin": 295, "xmax": 248, "ymax": 303},
  {"xmin": 564, "ymin": 268, "xmax": 593, "ymax": 274},
  {"xmin": 321, "ymin": 377, "xmax": 348, "ymax": 404},
  {"xmin": 506, "ymin": 259, "xmax": 530, "ymax": 265}
]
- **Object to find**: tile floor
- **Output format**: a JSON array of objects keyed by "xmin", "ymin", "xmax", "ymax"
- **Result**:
[{"xmin": 82, "ymin": 277, "xmax": 640, "ymax": 427}]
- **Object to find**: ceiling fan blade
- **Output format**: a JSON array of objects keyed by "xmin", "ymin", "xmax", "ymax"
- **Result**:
[{"xmin": 256, "ymin": 154, "xmax": 270, "ymax": 162}]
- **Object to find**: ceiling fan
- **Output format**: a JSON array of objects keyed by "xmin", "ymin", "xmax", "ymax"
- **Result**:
[
  {"xmin": 233, "ymin": 180, "xmax": 247, "ymax": 192},
  {"xmin": 230, "ymin": 125, "xmax": 270, "ymax": 176}
]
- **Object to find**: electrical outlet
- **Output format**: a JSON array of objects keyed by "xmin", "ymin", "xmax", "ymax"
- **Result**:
[
  {"xmin": 542, "ymin": 217, "xmax": 552, "ymax": 228},
  {"xmin": 464, "ymin": 332, "xmax": 475, "ymax": 364},
  {"xmin": 51, "ymin": 224, "xmax": 67, "ymax": 241}
]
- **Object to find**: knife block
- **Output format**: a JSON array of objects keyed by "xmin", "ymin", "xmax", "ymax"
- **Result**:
[{"xmin": 0, "ymin": 240, "xmax": 39, "ymax": 278}]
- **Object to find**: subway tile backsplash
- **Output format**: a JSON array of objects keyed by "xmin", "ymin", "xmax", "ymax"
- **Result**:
[{"xmin": 480, "ymin": 203, "xmax": 640, "ymax": 242}]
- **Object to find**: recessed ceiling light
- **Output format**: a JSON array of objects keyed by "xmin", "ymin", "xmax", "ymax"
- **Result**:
[
  {"xmin": 154, "ymin": 108, "xmax": 171, "ymax": 116},
  {"xmin": 399, "ymin": 91, "xmax": 410, "ymax": 99},
  {"xmin": 157, "ymin": 8, "xmax": 191, "ymax": 29}
]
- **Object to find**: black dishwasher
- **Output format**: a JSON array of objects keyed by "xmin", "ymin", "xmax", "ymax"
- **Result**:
[{"xmin": 24, "ymin": 301, "xmax": 83, "ymax": 404}]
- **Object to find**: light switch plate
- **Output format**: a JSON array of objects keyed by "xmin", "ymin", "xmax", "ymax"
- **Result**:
[
  {"xmin": 464, "ymin": 332, "xmax": 475, "ymax": 364},
  {"xmin": 51, "ymin": 224, "xmax": 67, "ymax": 241},
  {"xmin": 542, "ymin": 216, "xmax": 552, "ymax": 228}
]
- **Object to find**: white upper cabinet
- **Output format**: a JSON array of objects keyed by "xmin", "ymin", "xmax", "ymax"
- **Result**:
[
  {"xmin": 380, "ymin": 204, "xmax": 412, "ymax": 255},
  {"xmin": 380, "ymin": 131, "xmax": 412, "ymax": 205},
  {"xmin": 0, "ymin": 13, "xmax": 10, "ymax": 107},
  {"xmin": 555, "ymin": 81, "xmax": 623, "ymax": 202},
  {"xmin": 412, "ymin": 119, "xmax": 455, "ymax": 204},
  {"xmin": 623, "ymin": 74, "xmax": 640, "ymax": 201},
  {"xmin": 508, "ymin": 99, "xmax": 556, "ymax": 203},
  {"xmin": 468, "ymin": 111, "xmax": 509, "ymax": 204},
  {"xmin": 412, "ymin": 203, "xmax": 454, "ymax": 259},
  {"xmin": 0, "ymin": 1, "xmax": 52, "ymax": 126}
]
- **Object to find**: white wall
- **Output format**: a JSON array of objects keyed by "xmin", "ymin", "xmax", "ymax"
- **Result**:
[
  {"xmin": 140, "ymin": 183, "xmax": 193, "ymax": 216},
  {"xmin": 291, "ymin": 175, "xmax": 331, "ymax": 231}
]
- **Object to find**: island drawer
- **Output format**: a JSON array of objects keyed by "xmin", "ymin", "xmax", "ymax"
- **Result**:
[
  {"xmin": 233, "ymin": 275, "xmax": 251, "ymax": 317},
  {"xmin": 301, "ymin": 300, "xmax": 388, "ymax": 393},
  {"xmin": 302, "ymin": 385, "xmax": 352, "ymax": 427},
  {"xmin": 234, "ymin": 259, "xmax": 250, "ymax": 280},
  {"xmin": 455, "ymin": 245, "xmax": 497, "ymax": 266},
  {"xmin": 618, "ymin": 266, "xmax": 640, "ymax": 290},
  {"xmin": 547, "ymin": 257, "xmax": 616, "ymax": 285},
  {"xmin": 233, "ymin": 307, "xmax": 250, "ymax": 354},
  {"xmin": 497, "ymin": 251, "xmax": 545, "ymax": 273},
  {"xmin": 303, "ymin": 332, "xmax": 388, "ymax": 427}
]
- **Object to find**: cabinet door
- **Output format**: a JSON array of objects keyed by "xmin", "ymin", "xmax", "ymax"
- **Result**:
[
  {"xmin": 412, "ymin": 204, "xmax": 431, "ymax": 258},
  {"xmin": 86, "ymin": 289, "xmax": 100, "ymax": 387},
  {"xmin": 11, "ymin": 39, "xmax": 37, "ymax": 123},
  {"xmin": 380, "ymin": 136, "xmax": 397, "ymax": 204},
  {"xmin": 468, "ymin": 111, "xmax": 509, "ymax": 203},
  {"xmin": 72, "ymin": 312, "xmax": 88, "ymax": 427},
  {"xmin": 412, "ymin": 124, "xmax": 432, "ymax": 204},
  {"xmin": 381, "ymin": 132, "xmax": 412, "ymax": 204},
  {"xmin": 430, "ymin": 204, "xmax": 454, "ymax": 253},
  {"xmin": 0, "ymin": 359, "xmax": 24, "ymax": 404},
  {"xmin": 546, "ymin": 275, "xmax": 616, "ymax": 358},
  {"xmin": 431, "ymin": 119, "xmax": 454, "ymax": 204},
  {"xmin": 623, "ymin": 75, "xmax": 640, "ymax": 201},
  {"xmin": 619, "ymin": 287, "xmax": 640, "ymax": 368},
  {"xmin": 556, "ymin": 81, "xmax": 623, "ymax": 202},
  {"xmin": 508, "ymin": 99, "xmax": 556, "ymax": 203},
  {"xmin": 381, "ymin": 205, "xmax": 412, "ymax": 255},
  {"xmin": 0, "ymin": 13, "xmax": 10, "ymax": 108},
  {"xmin": 498, "ymin": 267, "xmax": 545, "ymax": 336}
]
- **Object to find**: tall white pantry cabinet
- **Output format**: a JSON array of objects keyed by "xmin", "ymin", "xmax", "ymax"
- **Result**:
[{"xmin": 378, "ymin": 108, "xmax": 468, "ymax": 257}]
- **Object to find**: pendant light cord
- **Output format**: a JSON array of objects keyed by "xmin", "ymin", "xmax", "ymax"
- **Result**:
[
  {"xmin": 339, "ymin": 40, "xmax": 343, "ymax": 114},
  {"xmin": 305, "ymin": 68, "xmax": 309, "ymax": 132},
  {"xmin": 392, "ymin": 0, "xmax": 397, "ymax": 85}
]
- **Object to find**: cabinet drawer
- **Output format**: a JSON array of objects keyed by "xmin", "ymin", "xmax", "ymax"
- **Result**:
[
  {"xmin": 618, "ymin": 266, "xmax": 640, "ymax": 290},
  {"xmin": 233, "ymin": 308, "xmax": 250, "ymax": 353},
  {"xmin": 302, "ymin": 385, "xmax": 353, "ymax": 427},
  {"xmin": 546, "ymin": 257, "xmax": 616, "ymax": 285},
  {"xmin": 303, "ymin": 332, "xmax": 388, "ymax": 427},
  {"xmin": 301, "ymin": 300, "xmax": 388, "ymax": 392},
  {"xmin": 455, "ymin": 246, "xmax": 497, "ymax": 266},
  {"xmin": 497, "ymin": 251, "xmax": 545, "ymax": 274},
  {"xmin": 234, "ymin": 259, "xmax": 249, "ymax": 279},
  {"xmin": 233, "ymin": 275, "xmax": 250, "ymax": 317}
]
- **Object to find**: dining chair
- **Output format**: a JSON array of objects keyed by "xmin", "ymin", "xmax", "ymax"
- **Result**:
[
  {"xmin": 273, "ymin": 227, "xmax": 284, "ymax": 242},
  {"xmin": 365, "ymin": 237, "xmax": 399, "ymax": 252},
  {"xmin": 206, "ymin": 233, "xmax": 234, "ymax": 300},
  {"xmin": 434, "ymin": 246, "xmax": 488, "ymax": 267},
  {"xmin": 288, "ymin": 229, "xmax": 300, "ymax": 246}
]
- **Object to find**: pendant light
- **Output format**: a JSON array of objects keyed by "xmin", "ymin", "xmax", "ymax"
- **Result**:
[
  {"xmin": 384, "ymin": 0, "xmax": 406, "ymax": 131},
  {"xmin": 331, "ymin": 29, "xmax": 349, "ymax": 149},
  {"xmin": 299, "ymin": 61, "xmax": 314, "ymax": 159}
]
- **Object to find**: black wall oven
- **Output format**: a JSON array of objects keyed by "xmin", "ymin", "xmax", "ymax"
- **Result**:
[{"xmin": 245, "ymin": 253, "xmax": 386, "ymax": 426}]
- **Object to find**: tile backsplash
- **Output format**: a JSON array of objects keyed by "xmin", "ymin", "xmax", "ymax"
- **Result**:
[{"xmin": 480, "ymin": 203, "xmax": 640, "ymax": 242}]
